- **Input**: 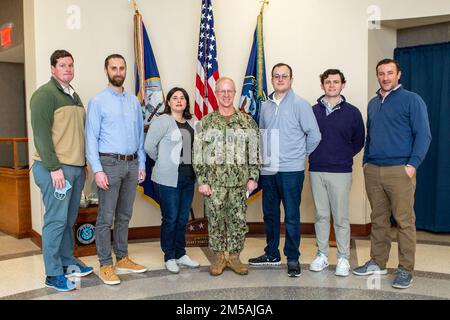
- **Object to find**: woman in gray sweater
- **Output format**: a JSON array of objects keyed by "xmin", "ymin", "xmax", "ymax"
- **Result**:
[{"xmin": 144, "ymin": 87, "xmax": 199, "ymax": 273}]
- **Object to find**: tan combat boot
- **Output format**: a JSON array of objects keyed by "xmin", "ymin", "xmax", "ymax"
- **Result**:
[
  {"xmin": 210, "ymin": 251, "xmax": 227, "ymax": 276},
  {"xmin": 227, "ymin": 252, "xmax": 249, "ymax": 275}
]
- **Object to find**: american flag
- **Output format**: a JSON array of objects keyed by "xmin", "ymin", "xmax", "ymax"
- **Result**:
[{"xmin": 194, "ymin": 0, "xmax": 220, "ymax": 120}]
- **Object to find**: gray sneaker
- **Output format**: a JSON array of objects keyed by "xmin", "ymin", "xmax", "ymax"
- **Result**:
[
  {"xmin": 352, "ymin": 259, "xmax": 388, "ymax": 276},
  {"xmin": 392, "ymin": 269, "xmax": 413, "ymax": 289}
]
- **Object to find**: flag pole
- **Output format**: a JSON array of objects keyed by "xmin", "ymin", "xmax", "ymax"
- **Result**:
[
  {"xmin": 130, "ymin": 0, "xmax": 139, "ymax": 13},
  {"xmin": 260, "ymin": 0, "xmax": 269, "ymax": 13}
]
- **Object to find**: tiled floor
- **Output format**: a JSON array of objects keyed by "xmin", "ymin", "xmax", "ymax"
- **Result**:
[{"xmin": 0, "ymin": 230, "xmax": 449, "ymax": 299}]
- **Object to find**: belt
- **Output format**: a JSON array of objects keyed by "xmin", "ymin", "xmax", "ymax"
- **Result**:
[{"xmin": 99, "ymin": 152, "xmax": 138, "ymax": 161}]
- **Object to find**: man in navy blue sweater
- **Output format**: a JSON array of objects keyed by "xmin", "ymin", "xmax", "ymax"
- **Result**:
[
  {"xmin": 308, "ymin": 69, "xmax": 365, "ymax": 277},
  {"xmin": 353, "ymin": 59, "xmax": 431, "ymax": 289}
]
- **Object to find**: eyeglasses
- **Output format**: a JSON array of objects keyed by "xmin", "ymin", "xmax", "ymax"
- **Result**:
[
  {"xmin": 216, "ymin": 90, "xmax": 236, "ymax": 95},
  {"xmin": 272, "ymin": 74, "xmax": 290, "ymax": 80}
]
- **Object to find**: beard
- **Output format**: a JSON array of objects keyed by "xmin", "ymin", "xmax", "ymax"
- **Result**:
[{"xmin": 108, "ymin": 74, "xmax": 125, "ymax": 87}]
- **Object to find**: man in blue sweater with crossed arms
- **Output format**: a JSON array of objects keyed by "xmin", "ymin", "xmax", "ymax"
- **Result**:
[{"xmin": 353, "ymin": 59, "xmax": 431, "ymax": 289}]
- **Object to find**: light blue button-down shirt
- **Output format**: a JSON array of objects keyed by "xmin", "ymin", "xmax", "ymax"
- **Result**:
[{"xmin": 86, "ymin": 87, "xmax": 145, "ymax": 173}]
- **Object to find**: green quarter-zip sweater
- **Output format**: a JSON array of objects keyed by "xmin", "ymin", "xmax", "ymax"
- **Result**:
[{"xmin": 30, "ymin": 77, "xmax": 86, "ymax": 170}]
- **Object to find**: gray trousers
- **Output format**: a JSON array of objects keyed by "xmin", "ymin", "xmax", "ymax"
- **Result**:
[
  {"xmin": 95, "ymin": 156, "xmax": 139, "ymax": 266},
  {"xmin": 33, "ymin": 161, "xmax": 84, "ymax": 276},
  {"xmin": 310, "ymin": 172, "xmax": 352, "ymax": 259}
]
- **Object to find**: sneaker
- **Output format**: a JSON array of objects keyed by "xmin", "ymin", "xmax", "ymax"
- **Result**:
[
  {"xmin": 63, "ymin": 263, "xmax": 94, "ymax": 277},
  {"xmin": 287, "ymin": 261, "xmax": 301, "ymax": 277},
  {"xmin": 165, "ymin": 259, "xmax": 180, "ymax": 274},
  {"xmin": 45, "ymin": 275, "xmax": 76, "ymax": 292},
  {"xmin": 352, "ymin": 259, "xmax": 388, "ymax": 276},
  {"xmin": 392, "ymin": 269, "xmax": 413, "ymax": 289},
  {"xmin": 115, "ymin": 256, "xmax": 147, "ymax": 273},
  {"xmin": 309, "ymin": 252, "xmax": 329, "ymax": 272},
  {"xmin": 335, "ymin": 258, "xmax": 350, "ymax": 277},
  {"xmin": 99, "ymin": 265, "xmax": 121, "ymax": 285},
  {"xmin": 176, "ymin": 255, "xmax": 200, "ymax": 268},
  {"xmin": 248, "ymin": 254, "xmax": 281, "ymax": 266}
]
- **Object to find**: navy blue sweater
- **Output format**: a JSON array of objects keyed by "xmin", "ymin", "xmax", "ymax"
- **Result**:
[
  {"xmin": 363, "ymin": 86, "xmax": 432, "ymax": 168},
  {"xmin": 309, "ymin": 96, "xmax": 365, "ymax": 173}
]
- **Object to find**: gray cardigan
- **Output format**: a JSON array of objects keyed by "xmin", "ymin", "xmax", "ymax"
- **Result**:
[{"xmin": 144, "ymin": 114, "xmax": 195, "ymax": 187}]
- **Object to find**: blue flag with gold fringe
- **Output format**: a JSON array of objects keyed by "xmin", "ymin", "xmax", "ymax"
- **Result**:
[
  {"xmin": 239, "ymin": 6, "xmax": 268, "ymax": 202},
  {"xmin": 134, "ymin": 9, "xmax": 164, "ymax": 207},
  {"xmin": 239, "ymin": 8, "xmax": 268, "ymax": 125}
]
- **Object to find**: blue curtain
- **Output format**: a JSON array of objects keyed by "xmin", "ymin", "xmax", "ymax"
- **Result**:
[{"xmin": 394, "ymin": 42, "xmax": 450, "ymax": 232}]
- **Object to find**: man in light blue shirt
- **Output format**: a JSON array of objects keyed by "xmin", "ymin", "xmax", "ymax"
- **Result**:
[{"xmin": 86, "ymin": 54, "xmax": 147, "ymax": 285}]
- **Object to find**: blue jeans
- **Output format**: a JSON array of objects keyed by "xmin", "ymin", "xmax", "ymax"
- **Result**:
[
  {"xmin": 261, "ymin": 171, "xmax": 305, "ymax": 262},
  {"xmin": 155, "ymin": 175, "xmax": 195, "ymax": 262},
  {"xmin": 32, "ymin": 161, "xmax": 85, "ymax": 276}
]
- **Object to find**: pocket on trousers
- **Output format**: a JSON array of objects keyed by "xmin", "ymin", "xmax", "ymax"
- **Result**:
[
  {"xmin": 401, "ymin": 166, "xmax": 413, "ymax": 179},
  {"xmin": 100, "ymin": 156, "xmax": 117, "ymax": 167}
]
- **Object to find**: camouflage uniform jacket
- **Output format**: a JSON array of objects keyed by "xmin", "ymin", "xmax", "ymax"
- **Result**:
[{"xmin": 193, "ymin": 110, "xmax": 260, "ymax": 188}]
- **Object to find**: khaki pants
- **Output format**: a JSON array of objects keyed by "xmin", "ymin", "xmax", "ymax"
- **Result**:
[{"xmin": 364, "ymin": 164, "xmax": 416, "ymax": 272}]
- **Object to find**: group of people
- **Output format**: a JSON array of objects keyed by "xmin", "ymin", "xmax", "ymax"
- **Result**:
[{"xmin": 30, "ymin": 49, "xmax": 431, "ymax": 293}]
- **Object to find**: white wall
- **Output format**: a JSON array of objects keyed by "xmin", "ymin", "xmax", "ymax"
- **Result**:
[{"xmin": 24, "ymin": 0, "xmax": 450, "ymax": 233}]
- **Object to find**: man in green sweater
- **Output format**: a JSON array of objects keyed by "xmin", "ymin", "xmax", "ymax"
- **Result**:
[{"xmin": 30, "ymin": 50, "xmax": 93, "ymax": 292}]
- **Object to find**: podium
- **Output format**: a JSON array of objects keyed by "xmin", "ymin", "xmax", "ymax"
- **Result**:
[
  {"xmin": 185, "ymin": 209, "xmax": 209, "ymax": 247},
  {"xmin": 74, "ymin": 205, "xmax": 98, "ymax": 257}
]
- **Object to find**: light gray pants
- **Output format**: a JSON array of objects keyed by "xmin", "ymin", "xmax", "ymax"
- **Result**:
[{"xmin": 310, "ymin": 172, "xmax": 352, "ymax": 259}]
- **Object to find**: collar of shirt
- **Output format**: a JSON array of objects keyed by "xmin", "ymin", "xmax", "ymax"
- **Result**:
[
  {"xmin": 106, "ymin": 86, "xmax": 126, "ymax": 97},
  {"xmin": 52, "ymin": 77, "xmax": 76, "ymax": 98},
  {"xmin": 378, "ymin": 84, "xmax": 402, "ymax": 103},
  {"xmin": 62, "ymin": 85, "xmax": 75, "ymax": 98},
  {"xmin": 272, "ymin": 97, "xmax": 282, "ymax": 106},
  {"xmin": 268, "ymin": 89, "xmax": 292, "ymax": 106},
  {"xmin": 320, "ymin": 96, "xmax": 343, "ymax": 116}
]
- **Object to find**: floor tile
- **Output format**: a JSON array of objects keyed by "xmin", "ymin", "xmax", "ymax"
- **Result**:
[{"xmin": 0, "ymin": 255, "xmax": 46, "ymax": 297}]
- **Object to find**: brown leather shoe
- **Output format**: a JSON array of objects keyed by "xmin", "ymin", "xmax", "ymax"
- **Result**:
[
  {"xmin": 227, "ymin": 252, "xmax": 248, "ymax": 275},
  {"xmin": 115, "ymin": 256, "xmax": 147, "ymax": 273},
  {"xmin": 99, "ymin": 265, "xmax": 121, "ymax": 285},
  {"xmin": 210, "ymin": 251, "xmax": 227, "ymax": 276}
]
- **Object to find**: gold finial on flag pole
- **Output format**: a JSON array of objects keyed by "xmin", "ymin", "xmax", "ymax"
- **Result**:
[
  {"xmin": 130, "ymin": 0, "xmax": 139, "ymax": 13},
  {"xmin": 260, "ymin": 0, "xmax": 269, "ymax": 13}
]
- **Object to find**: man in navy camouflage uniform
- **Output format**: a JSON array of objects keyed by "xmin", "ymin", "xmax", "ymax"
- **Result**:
[{"xmin": 194, "ymin": 77, "xmax": 260, "ymax": 276}]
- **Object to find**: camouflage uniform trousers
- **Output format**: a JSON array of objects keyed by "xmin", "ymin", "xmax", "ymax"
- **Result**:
[{"xmin": 205, "ymin": 186, "xmax": 249, "ymax": 253}]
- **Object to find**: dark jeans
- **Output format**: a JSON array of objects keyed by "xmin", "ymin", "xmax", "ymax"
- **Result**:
[
  {"xmin": 261, "ymin": 171, "xmax": 305, "ymax": 262},
  {"xmin": 155, "ymin": 175, "xmax": 195, "ymax": 262}
]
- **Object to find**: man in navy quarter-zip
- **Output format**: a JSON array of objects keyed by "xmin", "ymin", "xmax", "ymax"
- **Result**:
[
  {"xmin": 308, "ymin": 69, "xmax": 365, "ymax": 277},
  {"xmin": 248, "ymin": 63, "xmax": 321, "ymax": 277},
  {"xmin": 353, "ymin": 59, "xmax": 431, "ymax": 290}
]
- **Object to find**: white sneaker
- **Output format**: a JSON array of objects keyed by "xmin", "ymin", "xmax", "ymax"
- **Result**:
[
  {"xmin": 165, "ymin": 259, "xmax": 180, "ymax": 273},
  {"xmin": 309, "ymin": 252, "xmax": 329, "ymax": 272},
  {"xmin": 335, "ymin": 258, "xmax": 350, "ymax": 277},
  {"xmin": 176, "ymin": 255, "xmax": 200, "ymax": 268}
]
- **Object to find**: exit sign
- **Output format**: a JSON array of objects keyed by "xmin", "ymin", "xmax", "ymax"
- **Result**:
[{"xmin": 0, "ymin": 24, "xmax": 13, "ymax": 48}]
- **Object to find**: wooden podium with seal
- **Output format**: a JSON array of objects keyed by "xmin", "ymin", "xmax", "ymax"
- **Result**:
[{"xmin": 73, "ymin": 205, "xmax": 98, "ymax": 257}]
